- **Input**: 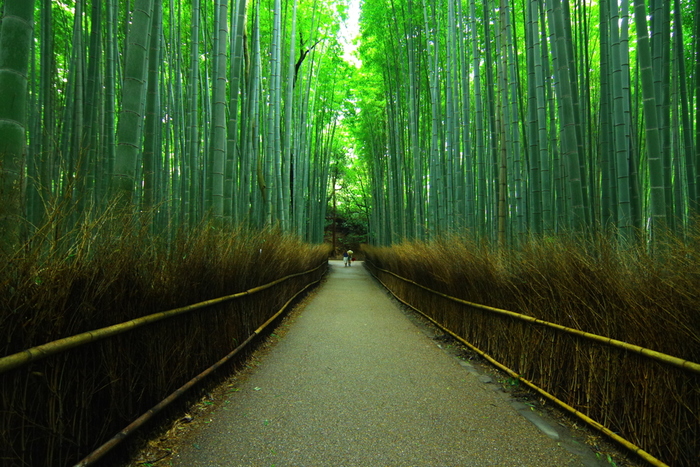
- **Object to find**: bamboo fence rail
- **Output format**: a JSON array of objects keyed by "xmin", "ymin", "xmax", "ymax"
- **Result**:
[
  {"xmin": 73, "ymin": 277, "xmax": 322, "ymax": 466},
  {"xmin": 366, "ymin": 261, "xmax": 700, "ymax": 375},
  {"xmin": 0, "ymin": 261, "xmax": 327, "ymax": 375}
]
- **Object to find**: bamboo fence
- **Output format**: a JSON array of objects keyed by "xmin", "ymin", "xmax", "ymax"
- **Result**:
[
  {"xmin": 365, "ymin": 259, "xmax": 699, "ymax": 467},
  {"xmin": 0, "ymin": 261, "xmax": 327, "ymax": 467}
]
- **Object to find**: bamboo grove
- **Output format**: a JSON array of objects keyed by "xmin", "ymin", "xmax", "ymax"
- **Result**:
[
  {"xmin": 0, "ymin": 0, "xmax": 355, "ymax": 256},
  {"xmin": 352, "ymin": 0, "xmax": 700, "ymax": 247}
]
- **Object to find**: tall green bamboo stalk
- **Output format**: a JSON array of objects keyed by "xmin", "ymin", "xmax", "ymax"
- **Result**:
[
  {"xmin": 112, "ymin": 0, "xmax": 155, "ymax": 208},
  {"xmin": 0, "ymin": 0, "xmax": 33, "ymax": 255},
  {"xmin": 633, "ymin": 0, "xmax": 667, "ymax": 239}
]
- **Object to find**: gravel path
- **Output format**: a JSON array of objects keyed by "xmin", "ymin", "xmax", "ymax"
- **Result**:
[{"xmin": 170, "ymin": 261, "xmax": 602, "ymax": 466}]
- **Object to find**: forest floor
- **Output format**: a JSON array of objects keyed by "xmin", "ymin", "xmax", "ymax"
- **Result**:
[{"xmin": 125, "ymin": 261, "xmax": 642, "ymax": 467}]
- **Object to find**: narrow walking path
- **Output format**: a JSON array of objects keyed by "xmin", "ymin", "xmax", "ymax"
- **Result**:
[{"xmin": 169, "ymin": 261, "xmax": 602, "ymax": 466}]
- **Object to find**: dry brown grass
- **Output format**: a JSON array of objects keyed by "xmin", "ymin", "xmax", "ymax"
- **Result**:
[
  {"xmin": 0, "ymin": 212, "xmax": 331, "ymax": 467},
  {"xmin": 363, "ymin": 230, "xmax": 700, "ymax": 466}
]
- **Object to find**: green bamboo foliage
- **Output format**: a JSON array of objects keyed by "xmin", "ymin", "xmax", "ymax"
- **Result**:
[
  {"xmin": 59, "ymin": 0, "xmax": 84, "ymax": 213},
  {"xmin": 674, "ymin": 0, "xmax": 696, "ymax": 214},
  {"xmin": 598, "ymin": 0, "xmax": 614, "ymax": 228},
  {"xmin": 547, "ymin": 0, "xmax": 585, "ymax": 232},
  {"xmin": 251, "ymin": 0, "xmax": 266, "ymax": 225},
  {"xmin": 445, "ymin": 0, "xmax": 458, "ymax": 233},
  {"xmin": 355, "ymin": 0, "xmax": 698, "ymax": 248},
  {"xmin": 608, "ymin": 0, "xmax": 635, "ymax": 241},
  {"xmin": 164, "ymin": 0, "xmax": 184, "ymax": 230},
  {"xmin": 103, "ymin": 0, "xmax": 117, "ymax": 208},
  {"xmin": 226, "ymin": 0, "xmax": 247, "ymax": 222},
  {"xmin": 456, "ymin": 0, "xmax": 471, "ymax": 233},
  {"xmin": 424, "ymin": 0, "xmax": 441, "ymax": 236},
  {"xmin": 31, "ymin": 0, "xmax": 54, "ymax": 226},
  {"xmin": 82, "ymin": 0, "xmax": 103, "ymax": 212},
  {"xmin": 503, "ymin": 1, "xmax": 523, "ymax": 243},
  {"xmin": 695, "ymin": 0, "xmax": 700, "ymax": 211},
  {"xmin": 406, "ymin": 0, "xmax": 424, "ymax": 239},
  {"xmin": 470, "ymin": 0, "xmax": 487, "ymax": 239},
  {"xmin": 267, "ymin": 0, "xmax": 283, "ymax": 226},
  {"xmin": 185, "ymin": 0, "xmax": 201, "ymax": 226},
  {"xmin": 482, "ymin": 2, "xmax": 498, "ymax": 241},
  {"xmin": 526, "ymin": 0, "xmax": 543, "ymax": 235},
  {"xmin": 652, "ymin": 1, "xmax": 673, "ymax": 228},
  {"xmin": 495, "ymin": 0, "xmax": 508, "ymax": 247},
  {"xmin": 4, "ymin": 0, "xmax": 700, "ymax": 251},
  {"xmin": 282, "ymin": 0, "xmax": 298, "ymax": 232},
  {"xmin": 0, "ymin": 0, "xmax": 349, "ymax": 246},
  {"xmin": 534, "ymin": 0, "xmax": 553, "ymax": 234}
]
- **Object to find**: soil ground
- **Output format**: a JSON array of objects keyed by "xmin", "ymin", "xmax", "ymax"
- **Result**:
[{"xmin": 126, "ymin": 260, "xmax": 642, "ymax": 467}]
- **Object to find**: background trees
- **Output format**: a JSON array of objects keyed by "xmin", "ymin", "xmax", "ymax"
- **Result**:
[
  {"xmin": 352, "ymin": 0, "xmax": 700, "ymax": 248},
  {"xmin": 2, "ymin": 0, "xmax": 700, "ymax": 252},
  {"xmin": 0, "ymin": 0, "xmax": 353, "ymax": 253}
]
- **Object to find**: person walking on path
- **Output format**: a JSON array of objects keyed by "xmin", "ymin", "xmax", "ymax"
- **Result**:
[
  {"xmin": 343, "ymin": 249, "xmax": 353, "ymax": 267},
  {"xmin": 169, "ymin": 261, "xmax": 598, "ymax": 466}
]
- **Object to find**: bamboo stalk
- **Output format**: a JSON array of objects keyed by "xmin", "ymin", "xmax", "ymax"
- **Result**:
[{"xmin": 0, "ymin": 262, "xmax": 327, "ymax": 375}]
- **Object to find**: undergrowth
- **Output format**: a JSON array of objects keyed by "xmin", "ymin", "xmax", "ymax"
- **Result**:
[
  {"xmin": 364, "ymin": 229, "xmax": 700, "ymax": 359},
  {"xmin": 363, "ymin": 228, "xmax": 700, "ymax": 466},
  {"xmin": 0, "ymin": 209, "xmax": 331, "ymax": 467}
]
